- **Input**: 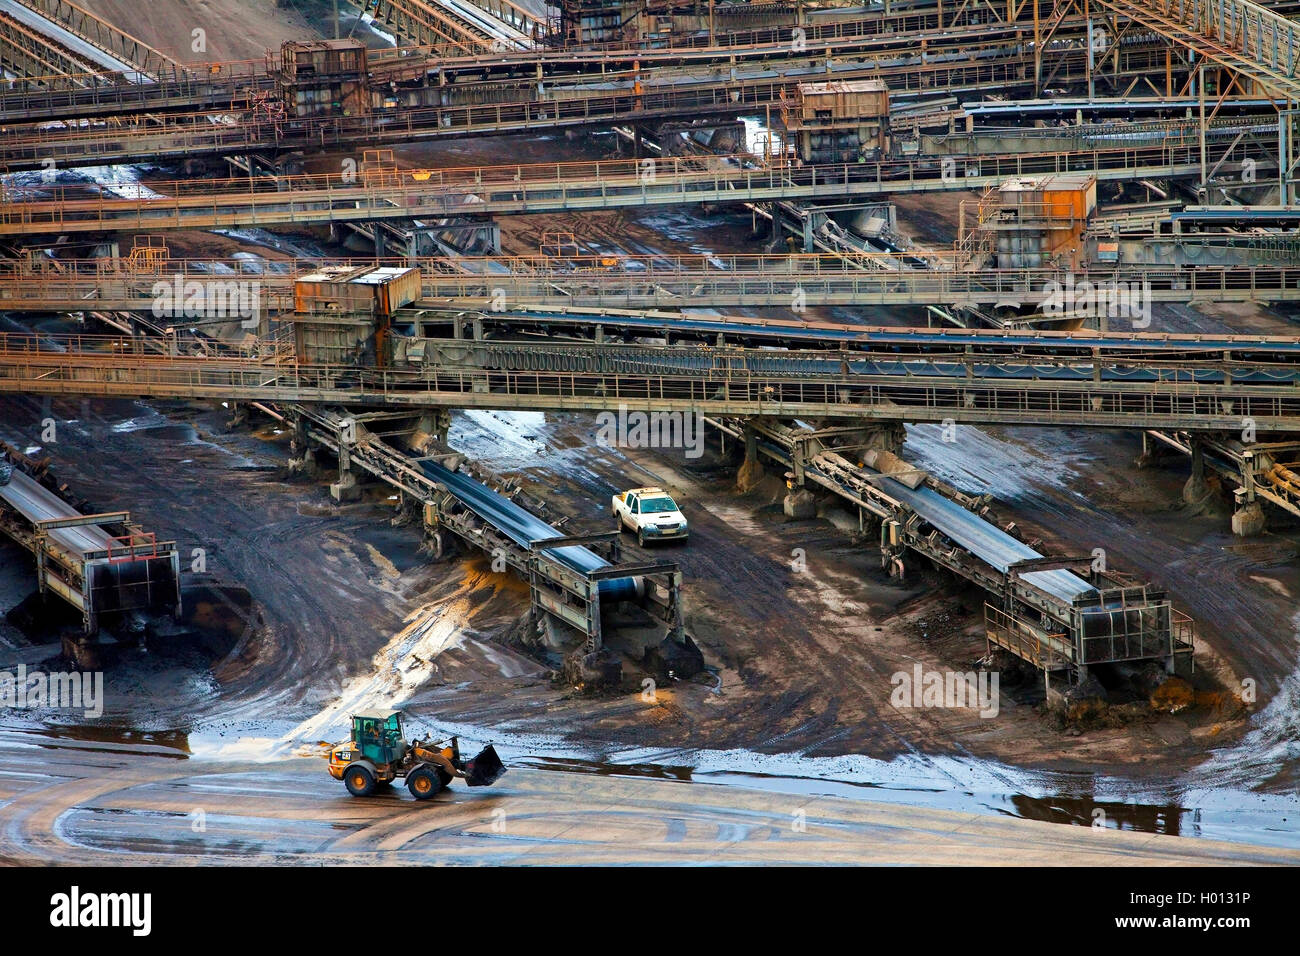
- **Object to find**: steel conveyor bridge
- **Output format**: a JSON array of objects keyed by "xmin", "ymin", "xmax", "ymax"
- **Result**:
[
  {"xmin": 0, "ymin": 135, "xmax": 1265, "ymax": 235},
  {"xmin": 10, "ymin": 251, "xmax": 1300, "ymax": 312},
  {"xmin": 292, "ymin": 407, "xmax": 690, "ymax": 658},
  {"xmin": 4, "ymin": 324, "xmax": 1300, "ymax": 430},
  {"xmin": 0, "ymin": 450, "xmax": 180, "ymax": 633},
  {"xmin": 721, "ymin": 418, "xmax": 1193, "ymax": 678},
  {"xmin": 0, "ymin": 8, "xmax": 1120, "ymax": 125},
  {"xmin": 0, "ymin": 35, "xmax": 1180, "ymax": 171}
]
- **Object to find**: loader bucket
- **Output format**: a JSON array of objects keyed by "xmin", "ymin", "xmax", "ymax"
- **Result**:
[{"xmin": 463, "ymin": 744, "xmax": 506, "ymax": 787}]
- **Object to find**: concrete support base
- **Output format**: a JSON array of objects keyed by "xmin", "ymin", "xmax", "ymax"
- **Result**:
[
  {"xmin": 1134, "ymin": 431, "xmax": 1162, "ymax": 469},
  {"xmin": 738, "ymin": 422, "xmax": 765, "ymax": 491},
  {"xmin": 412, "ymin": 409, "xmax": 452, "ymax": 453},
  {"xmin": 856, "ymin": 421, "xmax": 906, "ymax": 456},
  {"xmin": 426, "ymin": 528, "xmax": 460, "ymax": 562},
  {"xmin": 643, "ymin": 631, "xmax": 705, "ymax": 681},
  {"xmin": 330, "ymin": 471, "xmax": 362, "ymax": 502},
  {"xmin": 1183, "ymin": 439, "xmax": 1211, "ymax": 506},
  {"xmin": 783, "ymin": 488, "xmax": 817, "ymax": 519},
  {"xmin": 287, "ymin": 446, "xmax": 319, "ymax": 478},
  {"xmin": 1231, "ymin": 500, "xmax": 1266, "ymax": 537}
]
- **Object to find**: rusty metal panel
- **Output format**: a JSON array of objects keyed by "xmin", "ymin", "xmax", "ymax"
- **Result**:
[
  {"xmin": 281, "ymin": 39, "xmax": 368, "ymax": 79},
  {"xmin": 795, "ymin": 79, "xmax": 890, "ymax": 126},
  {"xmin": 375, "ymin": 267, "xmax": 422, "ymax": 313},
  {"xmin": 340, "ymin": 266, "xmax": 422, "ymax": 314},
  {"xmin": 294, "ymin": 267, "xmax": 376, "ymax": 314},
  {"xmin": 296, "ymin": 320, "xmax": 376, "ymax": 365}
]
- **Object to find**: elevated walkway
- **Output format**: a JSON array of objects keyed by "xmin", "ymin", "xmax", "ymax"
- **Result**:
[
  {"xmin": 2, "ymin": 326, "xmax": 1300, "ymax": 430},
  {"xmin": 0, "ymin": 140, "xmax": 1258, "ymax": 234}
]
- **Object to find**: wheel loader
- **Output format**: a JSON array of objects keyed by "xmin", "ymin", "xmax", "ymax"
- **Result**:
[{"xmin": 327, "ymin": 710, "xmax": 506, "ymax": 800}]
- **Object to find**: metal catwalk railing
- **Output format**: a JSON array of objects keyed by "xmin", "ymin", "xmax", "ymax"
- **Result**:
[
  {"xmin": 0, "ymin": 137, "xmax": 1262, "ymax": 234},
  {"xmin": 14, "ymin": 0, "xmax": 179, "ymax": 78},
  {"xmin": 985, "ymin": 603, "xmax": 1076, "ymax": 670},
  {"xmin": 0, "ymin": 41, "xmax": 1179, "ymax": 170},
  {"xmin": 0, "ymin": 58, "xmax": 273, "ymax": 121},
  {"xmin": 0, "ymin": 44, "xmax": 441, "ymax": 120},
  {"xmin": 404, "ymin": 261, "xmax": 1300, "ymax": 306},
  {"xmin": 0, "ymin": 14, "xmax": 1049, "ymax": 112},
  {"xmin": 2, "ymin": 329, "xmax": 1300, "ymax": 429},
  {"xmin": 9, "ymin": 252, "xmax": 1300, "ymax": 308}
]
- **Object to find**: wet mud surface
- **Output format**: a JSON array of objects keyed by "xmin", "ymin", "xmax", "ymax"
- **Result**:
[{"xmin": 3, "ymin": 11, "xmax": 1300, "ymax": 855}]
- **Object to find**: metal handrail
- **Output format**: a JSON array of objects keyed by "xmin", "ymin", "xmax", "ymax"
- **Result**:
[{"xmin": 0, "ymin": 137, "xmax": 1264, "ymax": 234}]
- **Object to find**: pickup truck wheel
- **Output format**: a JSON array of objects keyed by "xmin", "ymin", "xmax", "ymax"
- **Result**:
[
  {"xmin": 344, "ymin": 765, "xmax": 376, "ymax": 797},
  {"xmin": 637, "ymin": 529, "xmax": 646, "ymax": 548},
  {"xmin": 407, "ymin": 767, "xmax": 441, "ymax": 800}
]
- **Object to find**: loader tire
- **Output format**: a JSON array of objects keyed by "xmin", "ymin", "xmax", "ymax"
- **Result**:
[
  {"xmin": 407, "ymin": 767, "xmax": 442, "ymax": 800},
  {"xmin": 436, "ymin": 767, "xmax": 454, "ymax": 788},
  {"xmin": 345, "ymin": 765, "xmax": 376, "ymax": 797}
]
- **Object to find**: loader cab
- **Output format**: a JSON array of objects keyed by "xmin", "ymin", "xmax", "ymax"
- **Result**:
[{"xmin": 353, "ymin": 710, "xmax": 406, "ymax": 766}]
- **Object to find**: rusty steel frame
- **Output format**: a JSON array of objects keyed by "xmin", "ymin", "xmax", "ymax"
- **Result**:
[
  {"xmin": 14, "ymin": 0, "xmax": 179, "ymax": 77},
  {"xmin": 0, "ymin": 36, "xmax": 1180, "ymax": 170},
  {"xmin": 0, "ymin": 135, "xmax": 1268, "ymax": 234},
  {"xmin": 2, "ymin": 329, "xmax": 1300, "ymax": 430},
  {"xmin": 11, "ymin": 249, "xmax": 1300, "ymax": 309}
]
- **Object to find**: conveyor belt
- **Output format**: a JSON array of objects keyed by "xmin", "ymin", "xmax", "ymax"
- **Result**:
[
  {"xmin": 418, "ymin": 459, "xmax": 638, "ymax": 600},
  {"xmin": 402, "ymin": 307, "xmax": 1300, "ymax": 356},
  {"xmin": 756, "ymin": 435, "xmax": 1094, "ymax": 604},
  {"xmin": 859, "ymin": 466, "xmax": 1094, "ymax": 603},
  {"xmin": 0, "ymin": 466, "xmax": 112, "ymax": 555},
  {"xmin": 0, "ymin": 0, "xmax": 141, "ymax": 75},
  {"xmin": 963, "ymin": 97, "xmax": 1277, "ymax": 115},
  {"xmin": 1173, "ymin": 206, "xmax": 1300, "ymax": 223}
]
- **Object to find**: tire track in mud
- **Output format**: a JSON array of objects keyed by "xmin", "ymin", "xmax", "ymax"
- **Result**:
[
  {"xmin": 454, "ymin": 417, "xmax": 1018, "ymax": 771},
  {"xmin": 7, "ymin": 748, "xmax": 1298, "ymax": 865},
  {"xmin": 909, "ymin": 419, "xmax": 1300, "ymax": 789},
  {"xmin": 243, "ymin": 564, "xmax": 545, "ymax": 758},
  {"xmin": 646, "ymin": 480, "xmax": 994, "ymax": 769},
  {"xmin": 0, "ymin": 396, "xmax": 407, "ymax": 733}
]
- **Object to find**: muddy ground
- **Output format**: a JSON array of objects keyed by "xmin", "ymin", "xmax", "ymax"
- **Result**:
[
  {"xmin": 7, "ymin": 147, "xmax": 1292, "ymax": 786},
  {"xmin": 4, "ymin": 0, "xmax": 1300, "ymax": 851},
  {"xmin": 0, "ymin": 387, "xmax": 1270, "ymax": 775}
]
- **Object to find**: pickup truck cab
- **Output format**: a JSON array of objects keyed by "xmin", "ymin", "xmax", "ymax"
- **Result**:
[{"xmin": 612, "ymin": 487, "xmax": 689, "ymax": 546}]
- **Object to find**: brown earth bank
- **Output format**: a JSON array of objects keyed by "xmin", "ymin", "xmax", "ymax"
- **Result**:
[{"xmin": 78, "ymin": 0, "xmax": 325, "ymax": 63}]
